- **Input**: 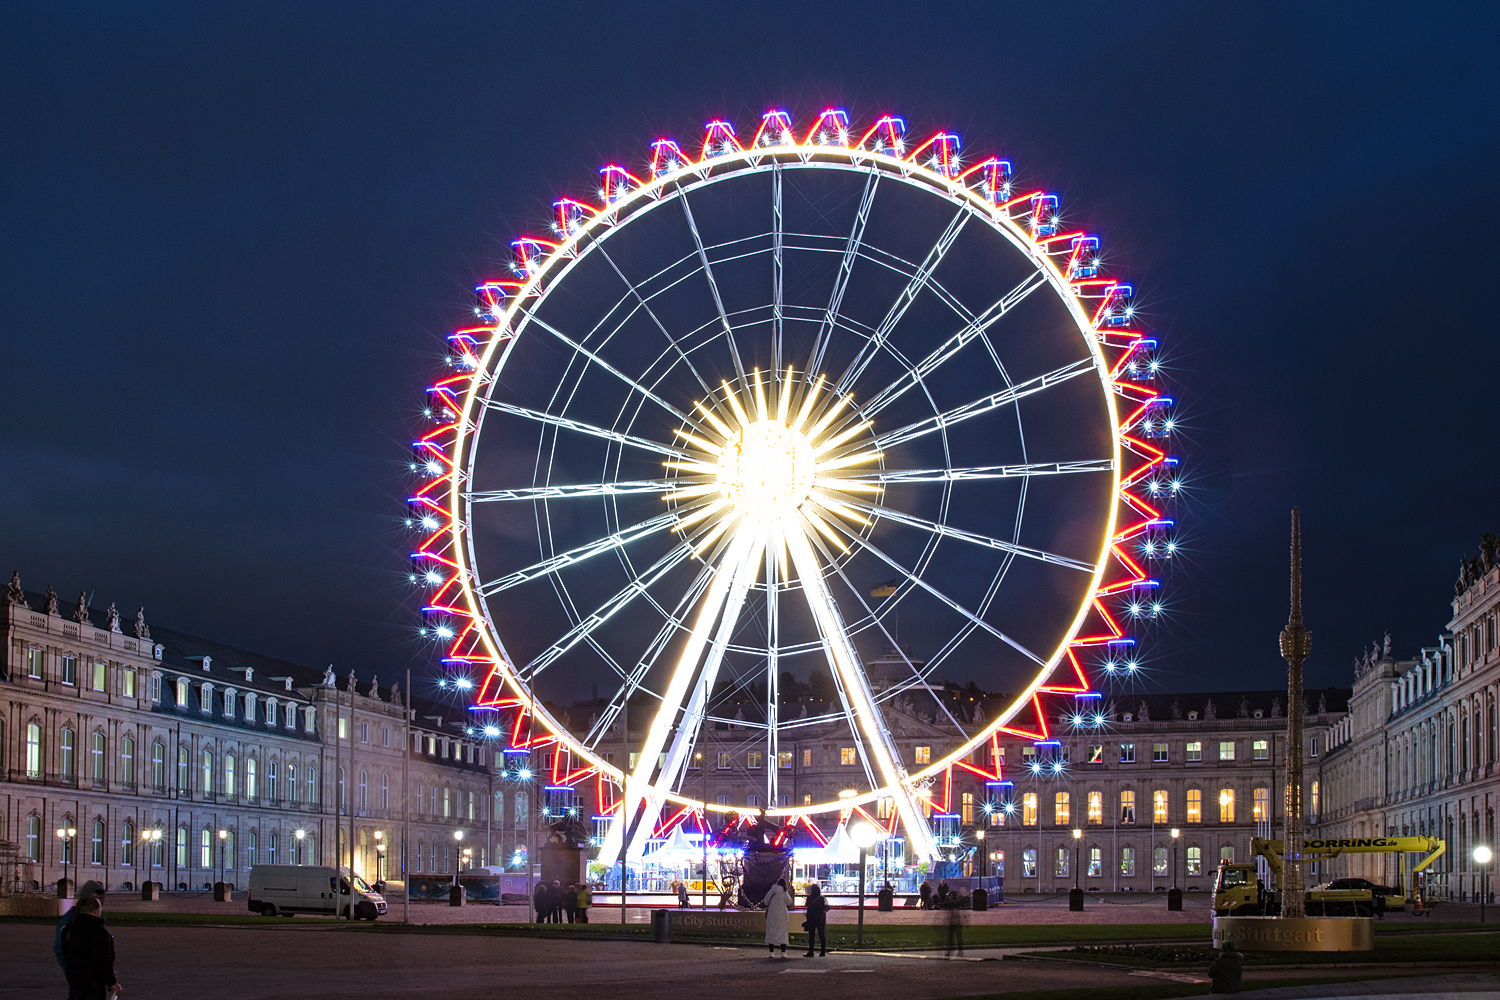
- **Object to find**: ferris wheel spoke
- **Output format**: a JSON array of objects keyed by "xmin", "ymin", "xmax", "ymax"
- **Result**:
[
  {"xmin": 784, "ymin": 522, "xmax": 935, "ymax": 855},
  {"xmin": 845, "ymin": 498, "xmax": 1095, "ymax": 573},
  {"xmin": 861, "ymin": 270, "xmax": 1050, "ymax": 417},
  {"xmin": 464, "ymin": 480, "xmax": 679, "ymax": 503},
  {"xmin": 477, "ymin": 512, "xmax": 679, "ymax": 597},
  {"xmin": 838, "ymin": 207, "xmax": 970, "ymax": 394},
  {"xmin": 522, "ymin": 540, "xmax": 696, "ymax": 681},
  {"xmin": 809, "ymin": 169, "xmax": 880, "ymax": 377},
  {"xmin": 590, "ymin": 241, "xmax": 720, "ymax": 402},
  {"xmin": 837, "ymin": 459, "xmax": 1114, "ymax": 486},
  {"xmin": 514, "ymin": 305, "xmax": 708, "ymax": 434},
  {"xmin": 772, "ymin": 163, "xmax": 784, "ymax": 376},
  {"xmin": 677, "ymin": 189, "xmax": 749, "ymax": 387},
  {"xmin": 873, "ymin": 357, "xmax": 1097, "ymax": 450},
  {"xmin": 830, "ymin": 522, "xmax": 1047, "ymax": 667},
  {"xmin": 481, "ymin": 399, "xmax": 691, "ymax": 461}
]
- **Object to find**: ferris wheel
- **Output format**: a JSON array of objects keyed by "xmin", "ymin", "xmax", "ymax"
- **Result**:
[{"xmin": 410, "ymin": 109, "xmax": 1176, "ymax": 862}]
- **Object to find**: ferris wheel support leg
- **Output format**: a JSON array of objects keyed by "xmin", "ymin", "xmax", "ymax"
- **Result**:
[{"xmin": 783, "ymin": 524, "xmax": 939, "ymax": 861}]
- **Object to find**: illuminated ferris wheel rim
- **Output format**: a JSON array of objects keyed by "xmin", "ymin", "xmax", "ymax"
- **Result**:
[{"xmin": 424, "ymin": 112, "xmax": 1158, "ymax": 824}]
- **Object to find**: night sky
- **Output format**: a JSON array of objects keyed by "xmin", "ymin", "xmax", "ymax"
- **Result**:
[{"xmin": 4, "ymin": 2, "xmax": 1497, "ymax": 699}]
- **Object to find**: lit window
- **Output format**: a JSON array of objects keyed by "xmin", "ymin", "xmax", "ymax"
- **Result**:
[
  {"xmin": 1253, "ymin": 787, "xmax": 1269, "ymax": 822},
  {"xmin": 1220, "ymin": 845, "xmax": 1235, "ymax": 863},
  {"xmin": 224, "ymin": 690, "xmax": 235, "ymax": 716},
  {"xmin": 962, "ymin": 791, "xmax": 975, "ymax": 824},
  {"xmin": 716, "ymin": 752, "xmax": 731, "ymax": 769},
  {"xmin": 60, "ymin": 729, "xmax": 75, "ymax": 779},
  {"xmin": 1153, "ymin": 743, "xmax": 1168, "ymax": 762},
  {"xmin": 1055, "ymin": 846, "xmax": 1069, "ymax": 877},
  {"xmin": 1153, "ymin": 790, "xmax": 1168, "ymax": 823},
  {"xmin": 94, "ymin": 662, "xmax": 108, "ymax": 693},
  {"xmin": 224, "ymin": 753, "xmax": 235, "ymax": 796},
  {"xmin": 914, "ymin": 746, "xmax": 930, "ymax": 764},
  {"xmin": 1022, "ymin": 792, "xmax": 1038, "ymax": 826},
  {"xmin": 1219, "ymin": 788, "xmax": 1235, "ymax": 823},
  {"xmin": 382, "ymin": 726, "xmax": 390, "ymax": 748},
  {"xmin": 747, "ymin": 751, "xmax": 762, "ymax": 769},
  {"xmin": 1186, "ymin": 788, "xmax": 1202, "ymax": 823},
  {"xmin": 778, "ymin": 752, "xmax": 792, "ymax": 769},
  {"xmin": 202, "ymin": 750, "xmax": 214, "ymax": 795},
  {"xmin": 339, "ymin": 716, "xmax": 349, "ymax": 740},
  {"xmin": 149, "ymin": 673, "xmax": 160, "ymax": 702},
  {"xmin": 63, "ymin": 656, "xmax": 77, "ymax": 685},
  {"xmin": 802, "ymin": 749, "xmax": 812, "ymax": 767},
  {"xmin": 1119, "ymin": 790, "xmax": 1136, "ymax": 823},
  {"xmin": 1054, "ymin": 792, "xmax": 1070, "ymax": 825},
  {"xmin": 26, "ymin": 648, "xmax": 43, "ymax": 679},
  {"xmin": 1088, "ymin": 745, "xmax": 1103, "ymax": 764},
  {"xmin": 201, "ymin": 828, "xmax": 211, "ymax": 869},
  {"xmin": 1186, "ymin": 741, "xmax": 1202, "ymax": 762},
  {"xmin": 1087, "ymin": 791, "xmax": 1102, "ymax": 824},
  {"xmin": 90, "ymin": 734, "xmax": 105, "ymax": 783},
  {"xmin": 1088, "ymin": 846, "xmax": 1101, "ymax": 877},
  {"xmin": 1120, "ymin": 846, "xmax": 1135, "ymax": 877},
  {"xmin": 1310, "ymin": 736, "xmax": 1319, "ymax": 757},
  {"xmin": 1153, "ymin": 846, "xmax": 1168, "ymax": 875},
  {"xmin": 1252, "ymin": 740, "xmax": 1269, "ymax": 760},
  {"xmin": 1022, "ymin": 746, "xmax": 1036, "ymax": 766},
  {"xmin": 24, "ymin": 723, "xmax": 41, "ymax": 778},
  {"xmin": 1219, "ymin": 741, "xmax": 1235, "ymax": 761},
  {"xmin": 1187, "ymin": 845, "xmax": 1202, "ymax": 875},
  {"xmin": 1022, "ymin": 848, "xmax": 1037, "ymax": 877},
  {"xmin": 121, "ymin": 670, "xmax": 135, "ymax": 698},
  {"xmin": 803, "ymin": 794, "xmax": 811, "ymax": 806},
  {"xmin": 1119, "ymin": 743, "xmax": 1136, "ymax": 763},
  {"xmin": 1311, "ymin": 780, "xmax": 1320, "ymax": 821},
  {"xmin": 360, "ymin": 722, "xmax": 369, "ymax": 744},
  {"xmin": 840, "ymin": 748, "xmax": 856, "ymax": 765}
]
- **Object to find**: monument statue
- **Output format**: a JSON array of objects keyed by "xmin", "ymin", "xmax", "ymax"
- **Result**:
[
  {"xmin": 5, "ymin": 572, "xmax": 27, "ymax": 609},
  {"xmin": 134, "ymin": 607, "xmax": 151, "ymax": 640},
  {"xmin": 74, "ymin": 591, "xmax": 91, "ymax": 624}
]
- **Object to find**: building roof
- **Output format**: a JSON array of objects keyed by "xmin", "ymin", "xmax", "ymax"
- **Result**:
[{"xmin": 1105, "ymin": 687, "xmax": 1351, "ymax": 722}]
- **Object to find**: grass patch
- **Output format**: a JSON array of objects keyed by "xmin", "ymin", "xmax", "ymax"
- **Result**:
[
  {"xmin": 946, "ymin": 974, "xmax": 1424, "ymax": 1000},
  {"xmin": 1022, "ymin": 931, "xmax": 1498, "ymax": 968}
]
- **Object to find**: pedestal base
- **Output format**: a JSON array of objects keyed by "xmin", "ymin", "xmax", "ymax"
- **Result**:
[{"xmin": 1213, "ymin": 915, "xmax": 1373, "ymax": 952}]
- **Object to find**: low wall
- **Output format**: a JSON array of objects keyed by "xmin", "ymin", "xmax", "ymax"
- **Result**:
[
  {"xmin": 666, "ymin": 910, "xmax": 767, "ymax": 934},
  {"xmin": 0, "ymin": 897, "xmax": 70, "ymax": 918},
  {"xmin": 1213, "ymin": 915, "xmax": 1373, "ymax": 952}
]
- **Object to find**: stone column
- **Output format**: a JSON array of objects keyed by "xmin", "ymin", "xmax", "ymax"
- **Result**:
[{"xmin": 1279, "ymin": 508, "xmax": 1312, "ymax": 919}]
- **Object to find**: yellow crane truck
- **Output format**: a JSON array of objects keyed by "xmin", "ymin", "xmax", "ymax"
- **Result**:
[{"xmin": 1214, "ymin": 836, "xmax": 1445, "ymax": 917}]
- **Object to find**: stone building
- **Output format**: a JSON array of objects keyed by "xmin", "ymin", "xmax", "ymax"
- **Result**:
[
  {"xmin": 0, "ymin": 578, "xmax": 524, "ymax": 892},
  {"xmin": 1314, "ymin": 534, "xmax": 1500, "ymax": 901}
]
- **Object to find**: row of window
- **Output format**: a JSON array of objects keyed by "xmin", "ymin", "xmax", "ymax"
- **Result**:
[
  {"xmin": 1004, "ymin": 787, "xmax": 1276, "ymax": 826},
  {"xmin": 23, "ymin": 649, "xmax": 123, "ymax": 694},
  {"xmin": 12, "ymin": 814, "xmax": 315, "ymax": 869},
  {"xmin": 1016, "ymin": 843, "xmax": 1233, "ymax": 878}
]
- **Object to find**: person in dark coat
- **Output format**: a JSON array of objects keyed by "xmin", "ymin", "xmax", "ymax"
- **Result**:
[
  {"xmin": 801, "ymin": 884, "xmax": 829, "ymax": 957},
  {"xmin": 55, "ymin": 881, "xmax": 107, "ymax": 970},
  {"xmin": 61, "ymin": 896, "xmax": 118, "ymax": 999},
  {"xmin": 532, "ymin": 881, "xmax": 548, "ymax": 923},
  {"xmin": 1208, "ymin": 940, "xmax": 1243, "ymax": 993},
  {"xmin": 919, "ymin": 881, "xmax": 933, "ymax": 909},
  {"xmin": 563, "ymin": 884, "xmax": 580, "ymax": 923},
  {"xmin": 549, "ymin": 879, "xmax": 564, "ymax": 922}
]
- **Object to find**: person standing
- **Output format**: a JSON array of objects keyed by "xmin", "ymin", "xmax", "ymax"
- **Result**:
[
  {"xmin": 575, "ymin": 882, "xmax": 592, "ymax": 923},
  {"xmin": 919, "ymin": 881, "xmax": 932, "ymax": 910},
  {"xmin": 549, "ymin": 879, "xmax": 564, "ymax": 922},
  {"xmin": 677, "ymin": 880, "xmax": 690, "ymax": 909},
  {"xmin": 532, "ymin": 880, "xmax": 548, "ymax": 923},
  {"xmin": 61, "ymin": 895, "xmax": 118, "ymax": 999},
  {"xmin": 801, "ymin": 884, "xmax": 828, "ymax": 957},
  {"xmin": 54, "ymin": 881, "xmax": 107, "ymax": 972},
  {"xmin": 563, "ymin": 883, "xmax": 579, "ymax": 923},
  {"xmin": 761, "ymin": 877, "xmax": 792, "ymax": 959}
]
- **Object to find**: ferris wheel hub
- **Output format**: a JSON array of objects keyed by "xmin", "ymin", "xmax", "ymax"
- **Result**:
[{"xmin": 717, "ymin": 419, "xmax": 816, "ymax": 522}]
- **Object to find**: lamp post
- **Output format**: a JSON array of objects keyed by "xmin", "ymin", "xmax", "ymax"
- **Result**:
[
  {"xmin": 217, "ymin": 829, "xmax": 227, "ymax": 887},
  {"xmin": 976, "ymin": 829, "xmax": 986, "ymax": 881},
  {"xmin": 849, "ymin": 822, "xmax": 878, "ymax": 946},
  {"xmin": 56, "ymin": 826, "xmax": 76, "ymax": 895},
  {"xmin": 1475, "ymin": 846, "xmax": 1492, "ymax": 924},
  {"xmin": 1170, "ymin": 828, "xmax": 1180, "ymax": 890},
  {"xmin": 374, "ymin": 831, "xmax": 385, "ymax": 883},
  {"xmin": 1072, "ymin": 829, "xmax": 1082, "ymax": 889},
  {"xmin": 453, "ymin": 830, "xmax": 464, "ymax": 887},
  {"xmin": 294, "ymin": 828, "xmax": 305, "ymax": 866},
  {"xmin": 146, "ymin": 828, "xmax": 162, "ymax": 892}
]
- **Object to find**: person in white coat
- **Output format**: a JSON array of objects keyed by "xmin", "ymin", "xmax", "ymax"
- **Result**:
[{"xmin": 761, "ymin": 877, "xmax": 792, "ymax": 958}]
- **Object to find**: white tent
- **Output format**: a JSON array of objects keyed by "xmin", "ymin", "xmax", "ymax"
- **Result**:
[
  {"xmin": 648, "ymin": 824, "xmax": 700, "ymax": 864},
  {"xmin": 796, "ymin": 823, "xmax": 864, "ymax": 864}
]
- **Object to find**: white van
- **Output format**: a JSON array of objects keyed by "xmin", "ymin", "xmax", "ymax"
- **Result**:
[{"xmin": 248, "ymin": 865, "xmax": 387, "ymax": 919}]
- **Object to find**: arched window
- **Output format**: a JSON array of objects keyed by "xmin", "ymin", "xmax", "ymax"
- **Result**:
[
  {"xmin": 1220, "ymin": 845, "xmax": 1235, "ymax": 863},
  {"xmin": 381, "ymin": 773, "xmax": 389, "ymax": 811},
  {"xmin": 202, "ymin": 750, "xmax": 214, "ymax": 795},
  {"xmin": 120, "ymin": 737, "xmax": 135, "ymax": 787},
  {"xmin": 246, "ymin": 757, "xmax": 257, "ymax": 800},
  {"xmin": 1119, "ymin": 790, "xmax": 1136, "ymax": 823},
  {"xmin": 515, "ymin": 791, "xmax": 528, "ymax": 825},
  {"xmin": 200, "ymin": 828, "xmax": 212, "ymax": 869},
  {"xmin": 91, "ymin": 819, "xmax": 104, "ymax": 865},
  {"xmin": 493, "ymin": 789, "xmax": 504, "ymax": 822},
  {"xmin": 122, "ymin": 820, "xmax": 135, "ymax": 866},
  {"xmin": 1153, "ymin": 790, "xmax": 1169, "ymax": 823},
  {"xmin": 151, "ymin": 741, "xmax": 165, "ymax": 791},
  {"xmin": 60, "ymin": 728, "xmax": 75, "ymax": 779},
  {"xmin": 1186, "ymin": 788, "xmax": 1202, "ymax": 823},
  {"xmin": 1021, "ymin": 847, "xmax": 1037, "ymax": 877},
  {"xmin": 1187, "ymin": 845, "xmax": 1202, "ymax": 876},
  {"xmin": 443, "ymin": 786, "xmax": 452, "ymax": 818},
  {"xmin": 358, "ymin": 770, "xmax": 368, "ymax": 813},
  {"xmin": 1087, "ymin": 791, "xmax": 1102, "ymax": 824},
  {"xmin": 1252, "ymin": 787, "xmax": 1270, "ymax": 822},
  {"xmin": 307, "ymin": 766, "xmax": 317, "ymax": 805},
  {"xmin": 91, "ymin": 733, "xmax": 105, "ymax": 783},
  {"xmin": 287, "ymin": 762, "xmax": 297, "ymax": 803},
  {"xmin": 415, "ymin": 840, "xmax": 424, "ymax": 872},
  {"xmin": 1054, "ymin": 792, "xmax": 1070, "ymax": 825},
  {"xmin": 224, "ymin": 753, "xmax": 235, "ymax": 797},
  {"xmin": 1219, "ymin": 789, "xmax": 1235, "ymax": 823},
  {"xmin": 268, "ymin": 760, "xmax": 278, "ymax": 802},
  {"xmin": 1022, "ymin": 792, "xmax": 1038, "ymax": 826},
  {"xmin": 25, "ymin": 723, "xmax": 41, "ymax": 778},
  {"xmin": 1055, "ymin": 846, "xmax": 1069, "ymax": 877},
  {"xmin": 415, "ymin": 783, "xmax": 425, "ymax": 815},
  {"xmin": 1120, "ymin": 846, "xmax": 1135, "ymax": 877},
  {"xmin": 177, "ymin": 746, "xmax": 188, "ymax": 792},
  {"xmin": 269, "ymin": 831, "xmax": 278, "ymax": 864}
]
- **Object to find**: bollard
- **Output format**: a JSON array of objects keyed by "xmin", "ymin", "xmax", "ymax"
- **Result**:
[
  {"xmin": 141, "ymin": 881, "xmax": 160, "ymax": 901},
  {"xmin": 651, "ymin": 908, "xmax": 671, "ymax": 943},
  {"xmin": 1069, "ymin": 888, "xmax": 1084, "ymax": 912},
  {"xmin": 1167, "ymin": 887, "xmax": 1182, "ymax": 911},
  {"xmin": 971, "ymin": 887, "xmax": 988, "ymax": 912},
  {"xmin": 449, "ymin": 885, "xmax": 466, "ymax": 907},
  {"xmin": 877, "ymin": 887, "xmax": 894, "ymax": 912},
  {"xmin": 56, "ymin": 878, "xmax": 72, "ymax": 899},
  {"xmin": 214, "ymin": 882, "xmax": 232, "ymax": 902}
]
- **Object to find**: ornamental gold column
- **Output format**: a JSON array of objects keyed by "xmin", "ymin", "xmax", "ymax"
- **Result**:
[{"xmin": 1278, "ymin": 508, "xmax": 1312, "ymax": 920}]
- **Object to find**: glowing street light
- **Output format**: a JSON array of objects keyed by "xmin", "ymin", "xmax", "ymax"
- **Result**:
[
  {"xmin": 849, "ymin": 822, "xmax": 880, "ymax": 946},
  {"xmin": 1475, "ymin": 845, "xmax": 1492, "ymax": 924}
]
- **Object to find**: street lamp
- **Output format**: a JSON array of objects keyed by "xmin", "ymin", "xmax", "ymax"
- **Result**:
[
  {"xmin": 1170, "ymin": 829, "xmax": 1180, "ymax": 890},
  {"xmin": 145, "ymin": 828, "xmax": 162, "ymax": 891},
  {"xmin": 976, "ymin": 829, "xmax": 986, "ymax": 881},
  {"xmin": 217, "ymin": 829, "xmax": 228, "ymax": 887},
  {"xmin": 374, "ymin": 831, "xmax": 385, "ymax": 882},
  {"xmin": 453, "ymin": 830, "xmax": 464, "ymax": 887},
  {"xmin": 1475, "ymin": 845, "xmax": 1492, "ymax": 924},
  {"xmin": 294, "ymin": 828, "xmax": 305, "ymax": 866},
  {"xmin": 849, "ymin": 822, "xmax": 879, "ymax": 947},
  {"xmin": 56, "ymin": 826, "xmax": 76, "ymax": 894},
  {"xmin": 1071, "ymin": 829, "xmax": 1082, "ymax": 889}
]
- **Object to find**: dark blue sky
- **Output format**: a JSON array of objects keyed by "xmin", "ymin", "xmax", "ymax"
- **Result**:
[{"xmin": 3, "ymin": 2, "xmax": 1496, "ymax": 696}]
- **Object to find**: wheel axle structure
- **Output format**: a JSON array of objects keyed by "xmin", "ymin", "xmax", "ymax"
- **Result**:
[{"xmin": 408, "ymin": 108, "xmax": 1178, "ymax": 864}]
